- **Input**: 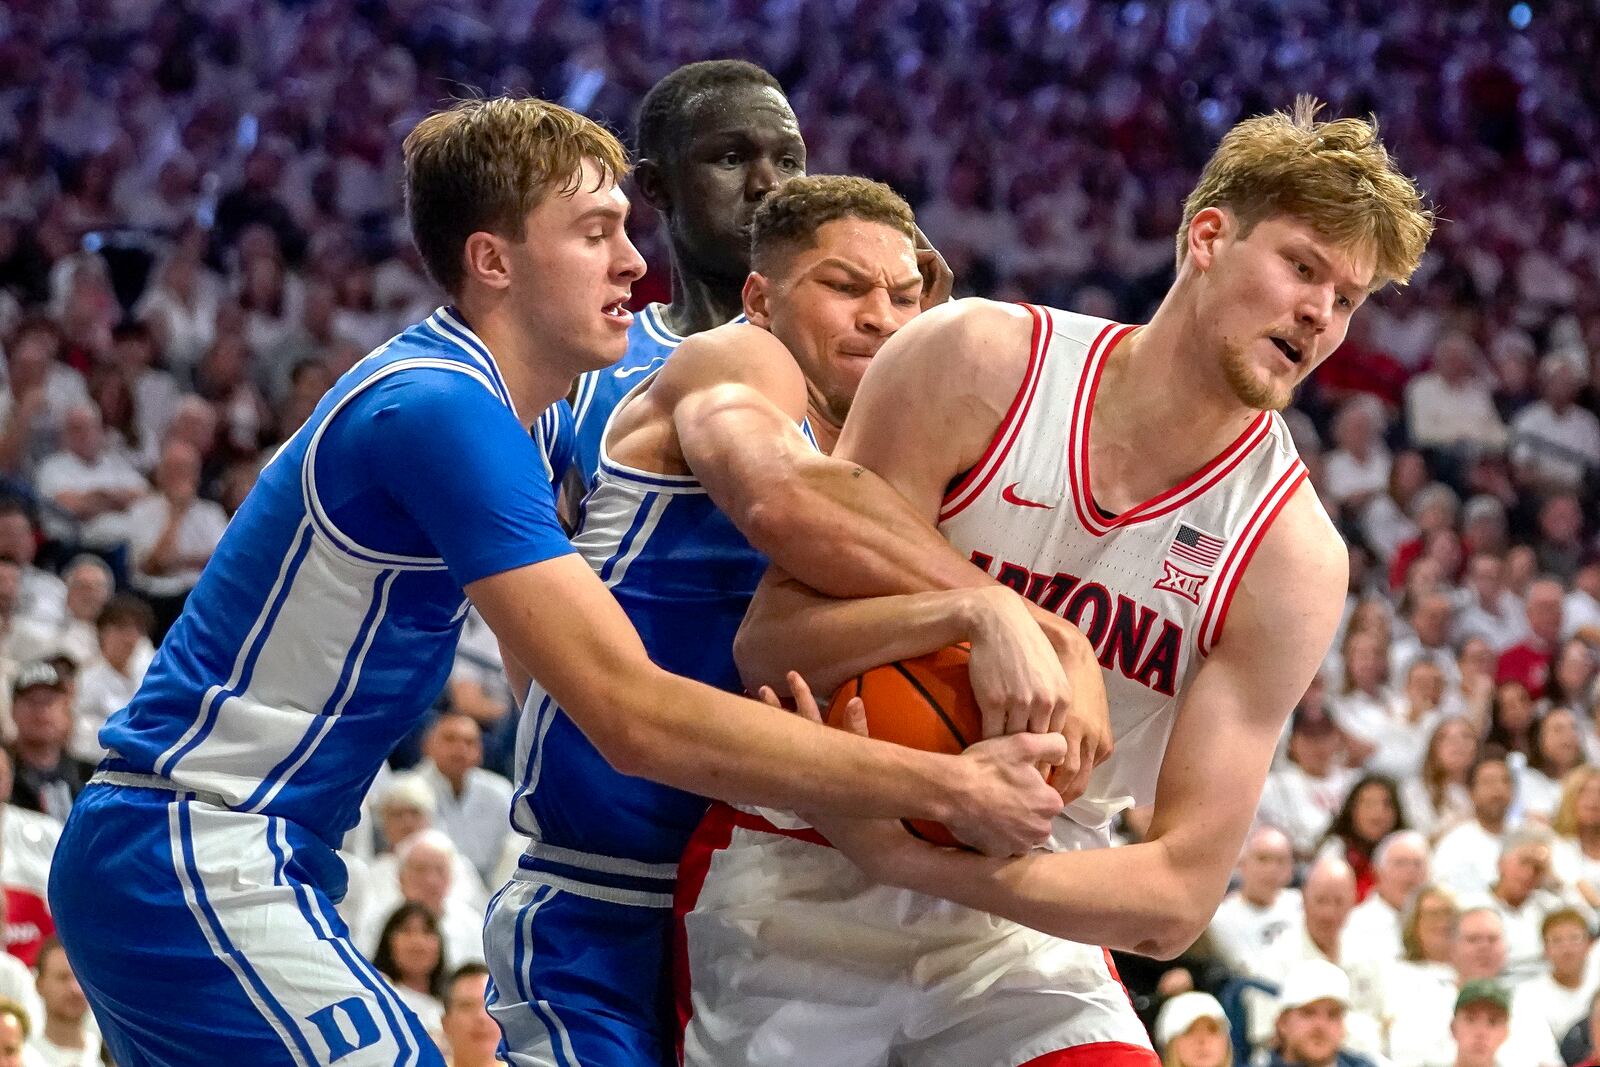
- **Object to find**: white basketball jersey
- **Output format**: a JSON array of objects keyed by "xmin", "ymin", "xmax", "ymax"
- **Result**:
[{"xmin": 939, "ymin": 304, "xmax": 1310, "ymax": 846}]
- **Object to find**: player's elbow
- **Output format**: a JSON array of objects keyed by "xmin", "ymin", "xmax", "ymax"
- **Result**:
[{"xmin": 1137, "ymin": 912, "xmax": 1209, "ymax": 960}]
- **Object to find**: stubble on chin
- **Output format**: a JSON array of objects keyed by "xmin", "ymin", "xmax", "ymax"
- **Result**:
[{"xmin": 1220, "ymin": 342, "xmax": 1293, "ymax": 413}]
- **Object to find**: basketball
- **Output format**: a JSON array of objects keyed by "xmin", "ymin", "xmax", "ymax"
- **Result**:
[{"xmin": 826, "ymin": 644, "xmax": 982, "ymax": 848}]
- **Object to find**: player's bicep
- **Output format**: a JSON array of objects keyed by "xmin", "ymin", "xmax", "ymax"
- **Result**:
[{"xmin": 835, "ymin": 299, "xmax": 1031, "ymax": 520}]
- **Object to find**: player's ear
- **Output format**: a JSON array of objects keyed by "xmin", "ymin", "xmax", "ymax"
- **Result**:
[
  {"xmin": 1185, "ymin": 207, "xmax": 1229, "ymax": 272},
  {"xmin": 742, "ymin": 271, "xmax": 773, "ymax": 327},
  {"xmin": 461, "ymin": 232, "xmax": 512, "ymax": 292},
  {"xmin": 634, "ymin": 159, "xmax": 671, "ymax": 215}
]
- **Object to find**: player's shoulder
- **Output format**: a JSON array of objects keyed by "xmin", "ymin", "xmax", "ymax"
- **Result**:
[
  {"xmin": 653, "ymin": 321, "xmax": 801, "ymax": 396},
  {"xmin": 1237, "ymin": 478, "xmax": 1348, "ymax": 614}
]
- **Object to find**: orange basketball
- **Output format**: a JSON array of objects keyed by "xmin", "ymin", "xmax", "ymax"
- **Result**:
[{"xmin": 826, "ymin": 644, "xmax": 981, "ymax": 849}]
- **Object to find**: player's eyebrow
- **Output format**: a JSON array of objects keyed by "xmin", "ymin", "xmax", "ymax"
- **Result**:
[
  {"xmin": 813, "ymin": 257, "xmax": 921, "ymax": 291},
  {"xmin": 1292, "ymin": 241, "xmax": 1369, "ymax": 299},
  {"xmin": 575, "ymin": 203, "xmax": 629, "ymax": 226}
]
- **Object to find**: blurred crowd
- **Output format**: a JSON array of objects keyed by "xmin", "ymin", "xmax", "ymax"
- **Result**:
[{"xmin": 2, "ymin": 0, "xmax": 1600, "ymax": 1064}]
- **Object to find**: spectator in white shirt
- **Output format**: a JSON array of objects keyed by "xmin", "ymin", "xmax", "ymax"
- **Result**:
[
  {"xmin": 1406, "ymin": 331, "xmax": 1509, "ymax": 455},
  {"xmin": 1511, "ymin": 355, "xmax": 1600, "ymax": 494},
  {"xmin": 1551, "ymin": 766, "xmax": 1600, "ymax": 908},
  {"xmin": 359, "ymin": 830, "xmax": 484, "ymax": 971},
  {"xmin": 126, "ymin": 439, "xmax": 228, "ymax": 637},
  {"xmin": 1324, "ymin": 395, "xmax": 1393, "ymax": 516},
  {"xmin": 106, "ymin": 321, "xmax": 180, "ymax": 472},
  {"xmin": 1562, "ymin": 563, "xmax": 1600, "ymax": 642},
  {"xmin": 1328, "ymin": 630, "xmax": 1398, "ymax": 769},
  {"xmin": 1520, "ymin": 708, "xmax": 1588, "ymax": 822},
  {"xmin": 39, "ymin": 555, "xmax": 113, "ymax": 668},
  {"xmin": 33, "ymin": 403, "xmax": 148, "ymax": 550},
  {"xmin": 1434, "ymin": 755, "xmax": 1517, "ymax": 897},
  {"xmin": 1405, "ymin": 717, "xmax": 1483, "ymax": 842},
  {"xmin": 1490, "ymin": 827, "xmax": 1594, "ymax": 983},
  {"xmin": 70, "ymin": 595, "xmax": 154, "ymax": 764},
  {"xmin": 1367, "ymin": 884, "xmax": 1459, "ymax": 1029},
  {"xmin": 1511, "ymin": 908, "xmax": 1595, "ymax": 1045},
  {"xmin": 1248, "ymin": 858, "xmax": 1370, "ymax": 1051},
  {"xmin": 0, "ymin": 317, "xmax": 90, "ymax": 476},
  {"xmin": 1343, "ymin": 830, "xmax": 1431, "ymax": 966},
  {"xmin": 394, "ymin": 712, "xmax": 514, "ymax": 885},
  {"xmin": 1207, "ymin": 825, "xmax": 1303, "ymax": 972},
  {"xmin": 1388, "ymin": 907, "xmax": 1563, "ymax": 1067},
  {"xmin": 1392, "ymin": 590, "xmax": 1461, "ymax": 689},
  {"xmin": 1459, "ymin": 554, "xmax": 1531, "ymax": 654},
  {"xmin": 1258, "ymin": 707, "xmax": 1359, "ymax": 860},
  {"xmin": 28, "ymin": 938, "xmax": 99, "ymax": 1067}
]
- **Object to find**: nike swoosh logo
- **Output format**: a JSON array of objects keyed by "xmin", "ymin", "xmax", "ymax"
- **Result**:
[
  {"xmin": 1001, "ymin": 482, "xmax": 1054, "ymax": 509},
  {"xmin": 614, "ymin": 361, "xmax": 664, "ymax": 379}
]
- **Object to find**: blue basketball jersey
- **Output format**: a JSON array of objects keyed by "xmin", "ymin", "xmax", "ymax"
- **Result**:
[
  {"xmin": 510, "ymin": 394, "xmax": 817, "ymax": 866},
  {"xmin": 531, "ymin": 399, "xmax": 576, "ymax": 492},
  {"xmin": 99, "ymin": 308, "xmax": 573, "ymax": 849},
  {"xmin": 568, "ymin": 303, "xmax": 684, "ymax": 491}
]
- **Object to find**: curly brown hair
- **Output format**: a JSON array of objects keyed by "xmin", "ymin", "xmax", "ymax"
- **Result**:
[{"xmin": 750, "ymin": 174, "xmax": 916, "ymax": 275}]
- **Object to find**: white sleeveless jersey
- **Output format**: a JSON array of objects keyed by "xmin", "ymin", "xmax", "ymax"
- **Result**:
[{"xmin": 939, "ymin": 304, "xmax": 1310, "ymax": 846}]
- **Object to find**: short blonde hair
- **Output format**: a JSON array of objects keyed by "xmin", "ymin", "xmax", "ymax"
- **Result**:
[
  {"xmin": 403, "ymin": 96, "xmax": 629, "ymax": 295},
  {"xmin": 1401, "ymin": 884, "xmax": 1459, "ymax": 962},
  {"xmin": 1178, "ymin": 96, "xmax": 1434, "ymax": 288}
]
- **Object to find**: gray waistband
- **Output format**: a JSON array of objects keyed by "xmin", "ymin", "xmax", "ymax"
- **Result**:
[{"xmin": 89, "ymin": 770, "xmax": 231, "ymax": 809}]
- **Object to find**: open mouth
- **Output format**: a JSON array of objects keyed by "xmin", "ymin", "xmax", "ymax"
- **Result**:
[
  {"xmin": 602, "ymin": 300, "xmax": 630, "ymax": 319},
  {"xmin": 1270, "ymin": 337, "xmax": 1303, "ymax": 365}
]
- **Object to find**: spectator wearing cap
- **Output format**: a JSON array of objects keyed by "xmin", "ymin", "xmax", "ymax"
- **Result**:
[
  {"xmin": 1154, "ymin": 991, "xmax": 1231, "ymax": 1067},
  {"xmin": 69, "ymin": 595, "xmax": 154, "ymax": 764},
  {"xmin": 1405, "ymin": 331, "xmax": 1508, "ymax": 458},
  {"xmin": 1434, "ymin": 756, "xmax": 1518, "ymax": 898},
  {"xmin": 1510, "ymin": 908, "xmax": 1596, "ymax": 1045},
  {"xmin": 1497, "ymin": 579, "xmax": 1565, "ymax": 699},
  {"xmin": 33, "ymin": 402, "xmax": 148, "ymax": 551},
  {"xmin": 0, "ymin": 501, "xmax": 65, "ymax": 630},
  {"xmin": 5, "ymin": 662, "xmax": 93, "ymax": 823},
  {"xmin": 1248, "ymin": 859, "xmax": 1376, "ymax": 1052},
  {"xmin": 1257, "ymin": 706, "xmax": 1358, "ymax": 860},
  {"xmin": 1206, "ymin": 825, "xmax": 1302, "ymax": 973},
  {"xmin": 1388, "ymin": 907, "xmax": 1562, "ymax": 1067},
  {"xmin": 1510, "ymin": 355, "xmax": 1600, "ymax": 495},
  {"xmin": 440, "ymin": 962, "xmax": 500, "ymax": 1067},
  {"xmin": 125, "ymin": 437, "xmax": 226, "ymax": 637},
  {"xmin": 1265, "ymin": 959, "xmax": 1378, "ymax": 1067},
  {"xmin": 1452, "ymin": 981, "xmax": 1513, "ymax": 1067}
]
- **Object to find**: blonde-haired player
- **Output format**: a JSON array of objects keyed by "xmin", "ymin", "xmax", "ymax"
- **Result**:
[{"xmin": 676, "ymin": 98, "xmax": 1434, "ymax": 1066}]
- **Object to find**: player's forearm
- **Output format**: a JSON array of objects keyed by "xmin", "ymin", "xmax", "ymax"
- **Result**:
[
  {"xmin": 874, "ymin": 836, "xmax": 1213, "ymax": 958},
  {"xmin": 734, "ymin": 578, "xmax": 981, "ymax": 696},
  {"xmin": 737, "ymin": 458, "xmax": 987, "ymax": 599},
  {"xmin": 586, "ymin": 665, "xmax": 971, "ymax": 823}
]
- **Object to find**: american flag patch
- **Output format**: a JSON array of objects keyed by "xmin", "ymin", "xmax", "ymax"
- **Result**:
[{"xmin": 1168, "ymin": 523, "xmax": 1225, "ymax": 570}]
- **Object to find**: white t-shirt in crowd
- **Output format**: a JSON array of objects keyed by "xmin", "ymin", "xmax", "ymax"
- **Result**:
[
  {"xmin": 1206, "ymin": 888, "xmax": 1303, "ymax": 972},
  {"xmin": 1431, "ymin": 819, "xmax": 1505, "ymax": 897},
  {"xmin": 125, "ymin": 495, "xmax": 230, "ymax": 597}
]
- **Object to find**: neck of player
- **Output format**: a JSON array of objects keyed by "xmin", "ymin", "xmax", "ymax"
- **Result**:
[
  {"xmin": 661, "ymin": 264, "xmax": 746, "ymax": 338},
  {"xmin": 1088, "ymin": 299, "xmax": 1263, "ymax": 510},
  {"xmin": 458, "ymin": 296, "xmax": 576, "ymax": 426}
]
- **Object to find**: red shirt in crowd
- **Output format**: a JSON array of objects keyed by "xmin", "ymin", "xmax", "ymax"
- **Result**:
[{"xmin": 1496, "ymin": 642, "xmax": 1552, "ymax": 699}]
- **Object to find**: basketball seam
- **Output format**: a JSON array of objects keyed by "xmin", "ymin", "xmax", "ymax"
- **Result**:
[{"xmin": 888, "ymin": 662, "xmax": 971, "ymax": 749}]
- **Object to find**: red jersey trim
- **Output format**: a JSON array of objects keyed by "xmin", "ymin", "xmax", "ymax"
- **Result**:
[
  {"xmin": 1197, "ymin": 461, "xmax": 1308, "ymax": 656},
  {"xmin": 1068, "ymin": 327, "xmax": 1273, "ymax": 536},
  {"xmin": 1020, "ymin": 1042, "xmax": 1160, "ymax": 1066},
  {"xmin": 939, "ymin": 303, "xmax": 1053, "ymax": 523}
]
